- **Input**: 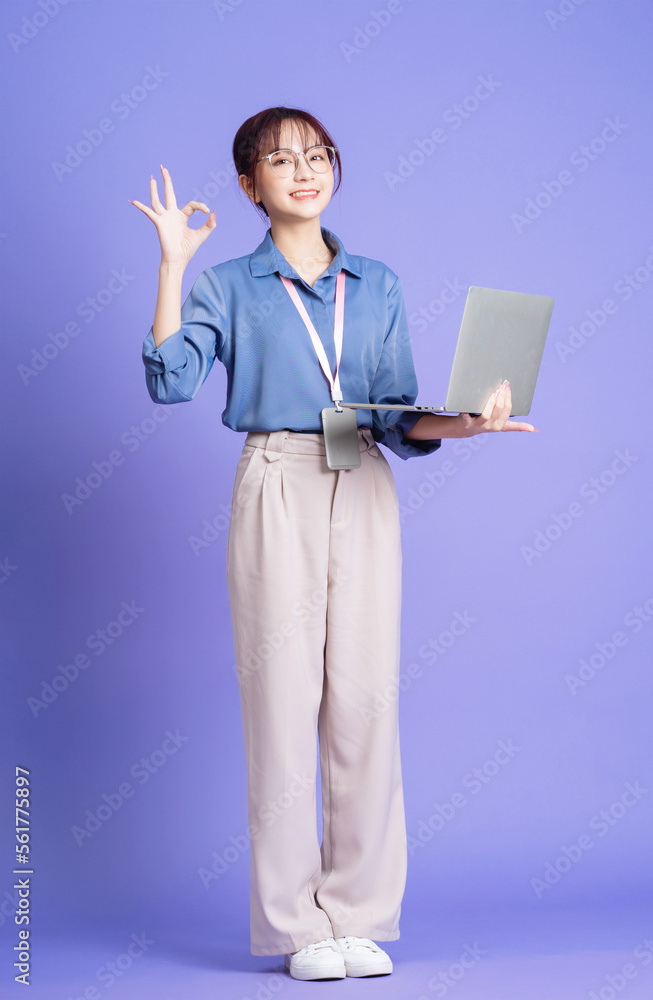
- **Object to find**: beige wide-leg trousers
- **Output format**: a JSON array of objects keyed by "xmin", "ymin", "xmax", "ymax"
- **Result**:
[{"xmin": 226, "ymin": 426, "xmax": 407, "ymax": 957}]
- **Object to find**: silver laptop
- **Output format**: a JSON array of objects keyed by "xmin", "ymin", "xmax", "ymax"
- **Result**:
[{"xmin": 342, "ymin": 286, "xmax": 554, "ymax": 417}]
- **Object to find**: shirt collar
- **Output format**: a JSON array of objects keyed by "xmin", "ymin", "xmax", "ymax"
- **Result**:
[{"xmin": 249, "ymin": 226, "xmax": 362, "ymax": 279}]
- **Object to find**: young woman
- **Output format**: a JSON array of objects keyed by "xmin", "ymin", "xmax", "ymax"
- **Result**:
[{"xmin": 131, "ymin": 106, "xmax": 536, "ymax": 981}]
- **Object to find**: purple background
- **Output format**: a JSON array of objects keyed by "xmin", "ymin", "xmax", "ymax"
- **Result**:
[{"xmin": 2, "ymin": 0, "xmax": 652, "ymax": 996}]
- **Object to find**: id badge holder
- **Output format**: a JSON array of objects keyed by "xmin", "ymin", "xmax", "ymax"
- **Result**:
[{"xmin": 321, "ymin": 406, "xmax": 361, "ymax": 470}]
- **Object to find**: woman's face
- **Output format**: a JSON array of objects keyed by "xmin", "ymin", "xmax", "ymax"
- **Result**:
[{"xmin": 239, "ymin": 121, "xmax": 335, "ymax": 223}]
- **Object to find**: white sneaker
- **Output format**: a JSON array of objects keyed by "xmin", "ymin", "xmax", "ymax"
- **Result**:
[
  {"xmin": 334, "ymin": 935, "xmax": 393, "ymax": 976},
  {"xmin": 284, "ymin": 936, "xmax": 346, "ymax": 980}
]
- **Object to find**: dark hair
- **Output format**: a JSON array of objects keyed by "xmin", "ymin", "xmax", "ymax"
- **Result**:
[{"xmin": 232, "ymin": 106, "xmax": 342, "ymax": 221}]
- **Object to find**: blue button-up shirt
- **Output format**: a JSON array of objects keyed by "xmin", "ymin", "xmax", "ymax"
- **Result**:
[{"xmin": 141, "ymin": 226, "xmax": 441, "ymax": 460}]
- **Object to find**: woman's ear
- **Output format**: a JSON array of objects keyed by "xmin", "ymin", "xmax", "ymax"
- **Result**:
[{"xmin": 238, "ymin": 174, "xmax": 258, "ymax": 203}]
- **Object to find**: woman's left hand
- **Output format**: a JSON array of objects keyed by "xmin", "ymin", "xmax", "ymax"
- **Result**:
[{"xmin": 456, "ymin": 381, "xmax": 538, "ymax": 436}]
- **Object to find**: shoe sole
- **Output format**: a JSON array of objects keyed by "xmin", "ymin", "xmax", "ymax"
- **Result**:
[
  {"xmin": 343, "ymin": 961, "xmax": 393, "ymax": 976},
  {"xmin": 284, "ymin": 955, "xmax": 346, "ymax": 980}
]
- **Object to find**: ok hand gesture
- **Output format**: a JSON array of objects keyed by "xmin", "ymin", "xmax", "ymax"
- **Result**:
[{"xmin": 129, "ymin": 165, "xmax": 216, "ymax": 267}]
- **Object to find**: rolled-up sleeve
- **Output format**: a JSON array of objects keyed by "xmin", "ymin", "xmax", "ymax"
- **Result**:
[
  {"xmin": 369, "ymin": 275, "xmax": 442, "ymax": 461},
  {"xmin": 141, "ymin": 268, "xmax": 225, "ymax": 404}
]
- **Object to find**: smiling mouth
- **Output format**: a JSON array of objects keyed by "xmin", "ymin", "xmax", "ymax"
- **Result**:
[{"xmin": 290, "ymin": 190, "xmax": 319, "ymax": 198}]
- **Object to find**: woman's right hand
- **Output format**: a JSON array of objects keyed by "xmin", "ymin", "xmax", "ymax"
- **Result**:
[{"xmin": 129, "ymin": 165, "xmax": 216, "ymax": 267}]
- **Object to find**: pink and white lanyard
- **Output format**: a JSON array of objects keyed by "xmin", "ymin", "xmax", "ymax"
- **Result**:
[{"xmin": 278, "ymin": 270, "xmax": 346, "ymax": 407}]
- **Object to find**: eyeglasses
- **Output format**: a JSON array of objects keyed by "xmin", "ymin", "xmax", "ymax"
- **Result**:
[{"xmin": 257, "ymin": 145, "xmax": 337, "ymax": 178}]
